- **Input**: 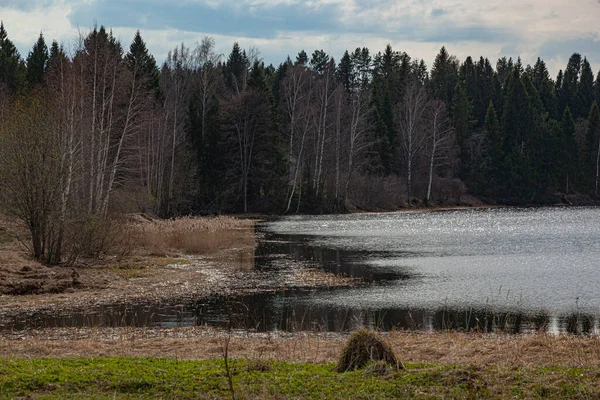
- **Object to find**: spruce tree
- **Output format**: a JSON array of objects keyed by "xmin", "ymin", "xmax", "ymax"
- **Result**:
[
  {"xmin": 532, "ymin": 58, "xmax": 558, "ymax": 120},
  {"xmin": 559, "ymin": 107, "xmax": 579, "ymax": 193},
  {"xmin": 500, "ymin": 68, "xmax": 538, "ymax": 202},
  {"xmin": 558, "ymin": 53, "xmax": 582, "ymax": 119},
  {"xmin": 429, "ymin": 46, "xmax": 458, "ymax": 105},
  {"xmin": 595, "ymin": 71, "xmax": 600, "ymax": 106},
  {"xmin": 225, "ymin": 42, "xmax": 248, "ymax": 92},
  {"xmin": 26, "ymin": 32, "xmax": 49, "ymax": 87},
  {"xmin": 575, "ymin": 58, "xmax": 595, "ymax": 119},
  {"xmin": 125, "ymin": 31, "xmax": 160, "ymax": 98},
  {"xmin": 451, "ymin": 81, "xmax": 474, "ymax": 180},
  {"xmin": 482, "ymin": 100, "xmax": 503, "ymax": 197},
  {"xmin": 0, "ymin": 22, "xmax": 26, "ymax": 94},
  {"xmin": 336, "ymin": 50, "xmax": 354, "ymax": 92}
]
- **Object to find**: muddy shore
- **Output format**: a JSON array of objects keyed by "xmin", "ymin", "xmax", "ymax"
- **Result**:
[{"xmin": 0, "ymin": 215, "xmax": 356, "ymax": 331}]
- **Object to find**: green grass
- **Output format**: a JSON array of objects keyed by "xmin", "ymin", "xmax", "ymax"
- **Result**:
[{"xmin": 0, "ymin": 357, "xmax": 599, "ymax": 399}]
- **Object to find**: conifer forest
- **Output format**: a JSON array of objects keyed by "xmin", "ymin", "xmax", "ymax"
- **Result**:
[{"xmin": 1, "ymin": 23, "xmax": 600, "ymax": 262}]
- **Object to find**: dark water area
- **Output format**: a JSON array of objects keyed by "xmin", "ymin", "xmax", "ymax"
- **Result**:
[{"xmin": 4, "ymin": 207, "xmax": 600, "ymax": 334}]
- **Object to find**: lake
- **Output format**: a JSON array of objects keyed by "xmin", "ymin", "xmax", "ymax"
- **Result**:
[{"xmin": 6, "ymin": 207, "xmax": 600, "ymax": 334}]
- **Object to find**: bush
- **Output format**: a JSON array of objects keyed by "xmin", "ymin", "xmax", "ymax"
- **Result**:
[{"xmin": 335, "ymin": 329, "xmax": 401, "ymax": 373}]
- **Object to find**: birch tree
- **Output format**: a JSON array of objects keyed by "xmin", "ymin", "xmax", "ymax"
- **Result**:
[
  {"xmin": 425, "ymin": 100, "xmax": 455, "ymax": 204},
  {"xmin": 281, "ymin": 65, "xmax": 312, "ymax": 212},
  {"xmin": 397, "ymin": 80, "xmax": 429, "ymax": 203}
]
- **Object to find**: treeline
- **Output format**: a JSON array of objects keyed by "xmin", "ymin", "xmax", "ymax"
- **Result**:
[{"xmin": 1, "ymin": 23, "xmax": 600, "ymax": 262}]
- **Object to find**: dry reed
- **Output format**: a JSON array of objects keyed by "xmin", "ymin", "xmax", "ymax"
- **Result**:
[{"xmin": 128, "ymin": 215, "xmax": 255, "ymax": 255}]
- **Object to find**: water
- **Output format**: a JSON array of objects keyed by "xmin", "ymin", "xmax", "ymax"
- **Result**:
[{"xmin": 5, "ymin": 207, "xmax": 600, "ymax": 334}]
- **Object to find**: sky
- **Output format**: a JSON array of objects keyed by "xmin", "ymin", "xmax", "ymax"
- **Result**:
[{"xmin": 1, "ymin": 0, "xmax": 599, "ymax": 77}]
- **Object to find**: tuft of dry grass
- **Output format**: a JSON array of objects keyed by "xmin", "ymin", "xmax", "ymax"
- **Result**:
[
  {"xmin": 129, "ymin": 216, "xmax": 256, "ymax": 256},
  {"xmin": 335, "ymin": 329, "xmax": 400, "ymax": 372}
]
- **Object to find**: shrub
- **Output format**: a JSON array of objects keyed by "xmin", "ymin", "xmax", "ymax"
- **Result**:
[{"xmin": 335, "ymin": 329, "xmax": 401, "ymax": 373}]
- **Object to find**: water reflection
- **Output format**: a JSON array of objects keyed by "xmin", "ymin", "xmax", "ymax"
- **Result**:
[{"xmin": 3, "ymin": 292, "xmax": 599, "ymax": 335}]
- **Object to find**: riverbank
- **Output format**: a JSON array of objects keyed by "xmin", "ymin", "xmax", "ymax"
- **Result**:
[{"xmin": 0, "ymin": 214, "xmax": 356, "ymax": 329}]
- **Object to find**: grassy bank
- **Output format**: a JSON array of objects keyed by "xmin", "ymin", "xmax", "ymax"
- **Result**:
[{"xmin": 1, "ymin": 357, "xmax": 599, "ymax": 399}]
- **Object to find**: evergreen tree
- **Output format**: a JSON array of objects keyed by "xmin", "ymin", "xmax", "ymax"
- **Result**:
[
  {"xmin": 295, "ymin": 50, "xmax": 308, "ymax": 66},
  {"xmin": 595, "ymin": 71, "xmax": 600, "ymax": 106},
  {"xmin": 429, "ymin": 46, "xmax": 458, "ymax": 105},
  {"xmin": 500, "ymin": 68, "xmax": 538, "ymax": 202},
  {"xmin": 558, "ymin": 106, "xmax": 579, "ymax": 193},
  {"xmin": 310, "ymin": 49, "xmax": 330, "ymax": 75},
  {"xmin": 496, "ymin": 57, "xmax": 514, "ymax": 86},
  {"xmin": 125, "ymin": 31, "xmax": 160, "ymax": 97},
  {"xmin": 336, "ymin": 50, "xmax": 354, "ymax": 92},
  {"xmin": 575, "ymin": 58, "xmax": 595, "ymax": 119},
  {"xmin": 451, "ymin": 81, "xmax": 475, "ymax": 179},
  {"xmin": 225, "ymin": 42, "xmax": 248, "ymax": 92},
  {"xmin": 26, "ymin": 32, "xmax": 49, "ymax": 87},
  {"xmin": 558, "ymin": 53, "xmax": 582, "ymax": 119},
  {"xmin": 473, "ymin": 57, "xmax": 498, "ymax": 126},
  {"xmin": 532, "ymin": 58, "xmax": 558, "ymax": 120},
  {"xmin": 0, "ymin": 22, "xmax": 26, "ymax": 94},
  {"xmin": 351, "ymin": 47, "xmax": 372, "ymax": 87},
  {"xmin": 482, "ymin": 100, "xmax": 503, "ymax": 197}
]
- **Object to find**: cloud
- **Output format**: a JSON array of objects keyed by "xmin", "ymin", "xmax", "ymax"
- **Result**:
[{"xmin": 1, "ymin": 0, "xmax": 599, "ymax": 76}]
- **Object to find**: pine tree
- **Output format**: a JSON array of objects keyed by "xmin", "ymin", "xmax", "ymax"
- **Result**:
[
  {"xmin": 295, "ymin": 50, "xmax": 308, "ymax": 66},
  {"xmin": 26, "ymin": 32, "xmax": 49, "ymax": 87},
  {"xmin": 310, "ymin": 49, "xmax": 330, "ymax": 75}
]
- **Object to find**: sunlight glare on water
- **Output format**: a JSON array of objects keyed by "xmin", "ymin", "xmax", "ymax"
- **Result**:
[{"xmin": 265, "ymin": 208, "xmax": 600, "ymax": 316}]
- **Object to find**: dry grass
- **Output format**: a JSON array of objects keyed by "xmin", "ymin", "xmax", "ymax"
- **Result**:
[
  {"xmin": 129, "ymin": 215, "xmax": 256, "ymax": 256},
  {"xmin": 2, "ymin": 328, "xmax": 600, "ymax": 369}
]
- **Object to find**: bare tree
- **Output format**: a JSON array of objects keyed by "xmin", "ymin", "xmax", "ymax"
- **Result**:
[
  {"xmin": 0, "ymin": 94, "xmax": 64, "ymax": 263},
  {"xmin": 221, "ymin": 90, "xmax": 272, "ymax": 213},
  {"xmin": 425, "ymin": 100, "xmax": 456, "ymax": 204},
  {"xmin": 281, "ymin": 65, "xmax": 313, "ymax": 213},
  {"xmin": 312, "ymin": 63, "xmax": 336, "ymax": 195},
  {"xmin": 343, "ymin": 88, "xmax": 372, "ymax": 204},
  {"xmin": 396, "ymin": 80, "xmax": 429, "ymax": 203},
  {"xmin": 192, "ymin": 37, "xmax": 222, "ymax": 142}
]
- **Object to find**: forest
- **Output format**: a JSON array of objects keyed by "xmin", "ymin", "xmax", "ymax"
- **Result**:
[{"xmin": 1, "ymin": 23, "xmax": 600, "ymax": 263}]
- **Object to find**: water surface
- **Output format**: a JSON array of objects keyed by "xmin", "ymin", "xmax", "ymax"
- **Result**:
[{"xmin": 5, "ymin": 207, "xmax": 600, "ymax": 334}]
